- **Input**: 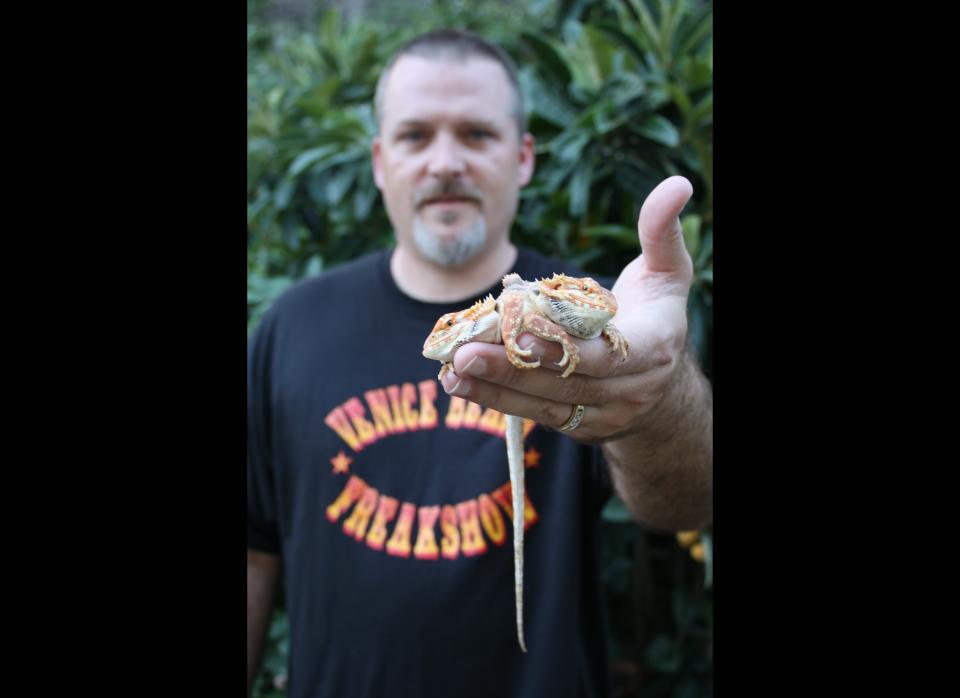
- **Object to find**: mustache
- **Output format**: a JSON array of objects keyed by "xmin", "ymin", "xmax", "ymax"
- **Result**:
[{"xmin": 414, "ymin": 179, "xmax": 483, "ymax": 207}]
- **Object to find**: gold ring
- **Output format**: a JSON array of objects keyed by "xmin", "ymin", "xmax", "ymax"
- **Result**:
[{"xmin": 559, "ymin": 404, "xmax": 585, "ymax": 432}]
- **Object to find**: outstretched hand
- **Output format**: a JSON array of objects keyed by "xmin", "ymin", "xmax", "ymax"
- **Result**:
[{"xmin": 442, "ymin": 176, "xmax": 696, "ymax": 442}]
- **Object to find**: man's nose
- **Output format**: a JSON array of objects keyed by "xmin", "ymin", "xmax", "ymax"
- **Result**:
[{"xmin": 426, "ymin": 132, "xmax": 465, "ymax": 177}]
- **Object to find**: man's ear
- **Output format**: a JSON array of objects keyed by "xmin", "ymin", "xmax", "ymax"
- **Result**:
[
  {"xmin": 518, "ymin": 132, "xmax": 535, "ymax": 187},
  {"xmin": 371, "ymin": 135, "xmax": 384, "ymax": 190}
]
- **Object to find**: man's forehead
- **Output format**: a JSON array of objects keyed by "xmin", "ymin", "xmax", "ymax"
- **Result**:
[{"xmin": 381, "ymin": 55, "xmax": 514, "ymax": 125}]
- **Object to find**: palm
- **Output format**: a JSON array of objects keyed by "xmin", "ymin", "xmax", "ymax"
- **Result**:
[{"xmin": 611, "ymin": 176, "xmax": 695, "ymax": 369}]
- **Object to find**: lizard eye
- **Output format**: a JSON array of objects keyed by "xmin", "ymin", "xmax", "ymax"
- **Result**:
[
  {"xmin": 446, "ymin": 320, "xmax": 453, "ymax": 326},
  {"xmin": 581, "ymin": 284, "xmax": 588, "ymax": 291}
]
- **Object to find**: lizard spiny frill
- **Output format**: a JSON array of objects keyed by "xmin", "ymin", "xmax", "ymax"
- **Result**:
[{"xmin": 422, "ymin": 272, "xmax": 628, "ymax": 652}]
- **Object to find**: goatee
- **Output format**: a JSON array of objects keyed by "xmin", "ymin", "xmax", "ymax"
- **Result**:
[{"xmin": 413, "ymin": 214, "xmax": 487, "ymax": 268}]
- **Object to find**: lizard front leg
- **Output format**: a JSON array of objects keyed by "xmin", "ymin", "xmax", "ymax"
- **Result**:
[
  {"xmin": 517, "ymin": 313, "xmax": 581, "ymax": 379},
  {"xmin": 602, "ymin": 323, "xmax": 630, "ymax": 361},
  {"xmin": 500, "ymin": 292, "xmax": 541, "ymax": 369}
]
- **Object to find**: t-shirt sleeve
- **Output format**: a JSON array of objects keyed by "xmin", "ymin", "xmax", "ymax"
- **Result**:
[{"xmin": 247, "ymin": 314, "xmax": 281, "ymax": 555}]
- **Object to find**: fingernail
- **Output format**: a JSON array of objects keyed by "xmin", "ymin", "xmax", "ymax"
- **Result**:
[
  {"xmin": 442, "ymin": 372, "xmax": 469, "ymax": 396},
  {"xmin": 518, "ymin": 336, "xmax": 543, "ymax": 358},
  {"xmin": 463, "ymin": 356, "xmax": 486, "ymax": 377}
]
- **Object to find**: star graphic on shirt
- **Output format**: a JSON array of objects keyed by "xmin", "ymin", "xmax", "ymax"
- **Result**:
[
  {"xmin": 524, "ymin": 447, "xmax": 542, "ymax": 469},
  {"xmin": 330, "ymin": 450, "xmax": 352, "ymax": 474}
]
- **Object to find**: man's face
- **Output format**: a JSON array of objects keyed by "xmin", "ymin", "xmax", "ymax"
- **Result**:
[{"xmin": 372, "ymin": 55, "xmax": 535, "ymax": 268}]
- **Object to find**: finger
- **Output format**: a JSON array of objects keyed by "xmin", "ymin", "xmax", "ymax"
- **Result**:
[
  {"xmin": 511, "ymin": 333, "xmax": 628, "ymax": 378},
  {"xmin": 637, "ymin": 176, "xmax": 694, "ymax": 274},
  {"xmin": 513, "ymin": 325, "xmax": 673, "ymax": 378},
  {"xmin": 440, "ymin": 363, "xmax": 603, "ymax": 437},
  {"xmin": 451, "ymin": 341, "xmax": 616, "ymax": 403}
]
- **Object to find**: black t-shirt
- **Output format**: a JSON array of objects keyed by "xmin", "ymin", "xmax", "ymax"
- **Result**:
[{"xmin": 248, "ymin": 247, "xmax": 615, "ymax": 697}]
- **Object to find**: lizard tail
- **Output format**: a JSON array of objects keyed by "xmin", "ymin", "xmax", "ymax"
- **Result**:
[{"xmin": 506, "ymin": 414, "xmax": 527, "ymax": 653}]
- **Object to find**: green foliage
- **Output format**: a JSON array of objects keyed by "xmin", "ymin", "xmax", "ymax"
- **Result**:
[
  {"xmin": 247, "ymin": 11, "xmax": 398, "ymax": 332},
  {"xmin": 248, "ymin": 2, "xmax": 712, "ymax": 695},
  {"xmin": 247, "ymin": 2, "xmax": 712, "ymax": 371},
  {"xmin": 510, "ymin": 0, "xmax": 713, "ymax": 378},
  {"xmin": 251, "ymin": 608, "xmax": 289, "ymax": 698}
]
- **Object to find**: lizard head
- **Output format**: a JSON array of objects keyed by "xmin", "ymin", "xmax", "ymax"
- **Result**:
[
  {"xmin": 422, "ymin": 294, "xmax": 500, "ymax": 362},
  {"xmin": 533, "ymin": 273, "xmax": 618, "ymax": 339}
]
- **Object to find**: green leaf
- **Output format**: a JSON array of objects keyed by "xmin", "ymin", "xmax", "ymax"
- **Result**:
[
  {"xmin": 567, "ymin": 246, "xmax": 605, "ymax": 268},
  {"xmin": 325, "ymin": 167, "xmax": 357, "ymax": 206},
  {"xmin": 554, "ymin": 0, "xmax": 590, "ymax": 30},
  {"xmin": 607, "ymin": 72, "xmax": 647, "ymax": 107},
  {"xmin": 687, "ymin": 292, "xmax": 706, "ymax": 363},
  {"xmin": 677, "ymin": 4, "xmax": 713, "ymax": 57},
  {"xmin": 628, "ymin": 0, "xmax": 662, "ymax": 57},
  {"xmin": 272, "ymin": 178, "xmax": 296, "ymax": 210},
  {"xmin": 681, "ymin": 213, "xmax": 701, "ymax": 256},
  {"xmin": 304, "ymin": 255, "xmax": 324, "ymax": 277},
  {"xmin": 266, "ymin": 86, "xmax": 284, "ymax": 111},
  {"xmin": 695, "ymin": 227, "xmax": 713, "ymax": 269},
  {"xmin": 684, "ymin": 56, "xmax": 712, "ymax": 91},
  {"xmin": 667, "ymin": 82, "xmax": 692, "ymax": 119},
  {"xmin": 287, "ymin": 145, "xmax": 340, "ymax": 178},
  {"xmin": 593, "ymin": 22, "xmax": 647, "ymax": 69},
  {"xmin": 636, "ymin": 114, "xmax": 680, "ymax": 147},
  {"xmin": 319, "ymin": 8, "xmax": 340, "ymax": 59},
  {"xmin": 295, "ymin": 78, "xmax": 340, "ymax": 117},
  {"xmin": 535, "ymin": 157, "xmax": 579, "ymax": 194},
  {"xmin": 689, "ymin": 91, "xmax": 713, "ymax": 129},
  {"xmin": 657, "ymin": 0, "xmax": 683, "ymax": 60},
  {"xmin": 548, "ymin": 130, "xmax": 591, "ymax": 163},
  {"xmin": 581, "ymin": 225, "xmax": 637, "ymax": 247},
  {"xmin": 349, "ymin": 31, "xmax": 381, "ymax": 81},
  {"xmin": 521, "ymin": 31, "xmax": 572, "ymax": 87},
  {"xmin": 568, "ymin": 160, "xmax": 593, "ymax": 217},
  {"xmin": 519, "ymin": 68, "xmax": 577, "ymax": 127},
  {"xmin": 601, "ymin": 495, "xmax": 634, "ymax": 523},
  {"xmin": 353, "ymin": 169, "xmax": 379, "ymax": 220},
  {"xmin": 583, "ymin": 24, "xmax": 616, "ymax": 83},
  {"xmin": 584, "ymin": 98, "xmax": 632, "ymax": 135},
  {"xmin": 334, "ymin": 81, "xmax": 372, "ymax": 104},
  {"xmin": 353, "ymin": 172, "xmax": 379, "ymax": 220}
]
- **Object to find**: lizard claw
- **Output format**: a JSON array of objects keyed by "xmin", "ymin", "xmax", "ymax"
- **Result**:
[
  {"xmin": 507, "ymin": 353, "xmax": 541, "ymax": 370},
  {"xmin": 602, "ymin": 324, "xmax": 629, "ymax": 361},
  {"xmin": 558, "ymin": 353, "xmax": 579, "ymax": 378}
]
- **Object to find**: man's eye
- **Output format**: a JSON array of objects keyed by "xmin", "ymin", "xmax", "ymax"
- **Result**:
[
  {"xmin": 399, "ymin": 131, "xmax": 426, "ymax": 142},
  {"xmin": 466, "ymin": 129, "xmax": 492, "ymax": 140}
]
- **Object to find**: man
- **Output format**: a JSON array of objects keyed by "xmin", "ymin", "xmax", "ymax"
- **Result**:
[{"xmin": 248, "ymin": 29, "xmax": 712, "ymax": 698}]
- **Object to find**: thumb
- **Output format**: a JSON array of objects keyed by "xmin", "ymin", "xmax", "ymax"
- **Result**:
[{"xmin": 638, "ymin": 176, "xmax": 694, "ymax": 274}]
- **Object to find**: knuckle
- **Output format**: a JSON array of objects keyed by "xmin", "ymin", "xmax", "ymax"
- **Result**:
[
  {"xmin": 649, "ymin": 330, "xmax": 682, "ymax": 368},
  {"xmin": 479, "ymin": 381, "xmax": 504, "ymax": 407},
  {"xmin": 499, "ymin": 360, "xmax": 528, "ymax": 387},
  {"xmin": 590, "ymin": 381, "xmax": 617, "ymax": 407},
  {"xmin": 536, "ymin": 401, "xmax": 568, "ymax": 427},
  {"xmin": 600, "ymin": 349, "xmax": 626, "ymax": 376},
  {"xmin": 624, "ymin": 390, "xmax": 647, "ymax": 409},
  {"xmin": 604, "ymin": 408, "xmax": 634, "ymax": 433}
]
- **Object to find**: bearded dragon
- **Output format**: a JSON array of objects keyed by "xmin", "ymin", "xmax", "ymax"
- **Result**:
[{"xmin": 422, "ymin": 272, "xmax": 628, "ymax": 652}]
